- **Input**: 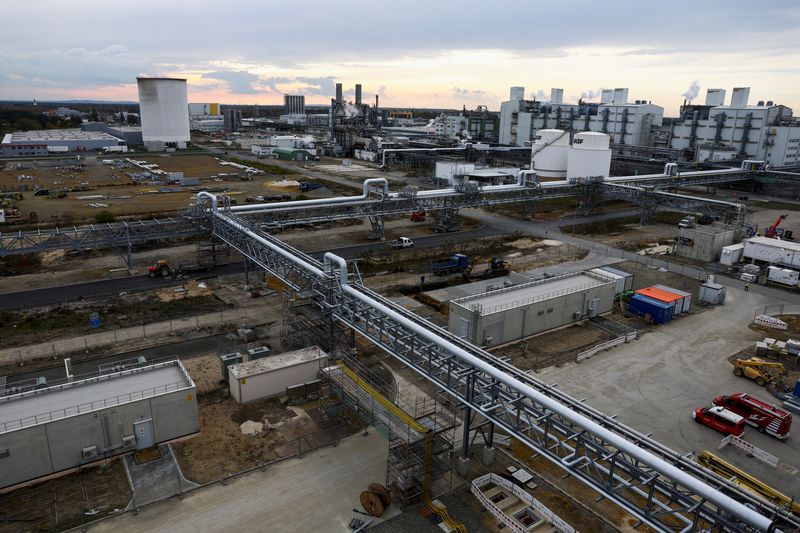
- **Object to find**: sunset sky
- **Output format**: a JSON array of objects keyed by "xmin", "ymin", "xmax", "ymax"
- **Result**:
[{"xmin": 1, "ymin": 0, "xmax": 798, "ymax": 115}]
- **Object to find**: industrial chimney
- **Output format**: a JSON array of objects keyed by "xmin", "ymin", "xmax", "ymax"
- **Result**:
[
  {"xmin": 355, "ymin": 84, "xmax": 362, "ymax": 105},
  {"xmin": 335, "ymin": 83, "xmax": 343, "ymax": 103}
]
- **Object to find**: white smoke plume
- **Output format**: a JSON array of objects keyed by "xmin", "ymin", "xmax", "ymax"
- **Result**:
[
  {"xmin": 530, "ymin": 89, "xmax": 548, "ymax": 101},
  {"xmin": 682, "ymin": 80, "xmax": 701, "ymax": 102},
  {"xmin": 343, "ymin": 102, "xmax": 360, "ymax": 118},
  {"xmin": 580, "ymin": 88, "xmax": 602, "ymax": 101}
]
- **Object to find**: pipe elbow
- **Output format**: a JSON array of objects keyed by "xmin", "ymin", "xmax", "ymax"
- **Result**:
[{"xmin": 323, "ymin": 252, "xmax": 349, "ymax": 285}]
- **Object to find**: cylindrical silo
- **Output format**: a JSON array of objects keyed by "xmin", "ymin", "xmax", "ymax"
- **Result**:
[
  {"xmin": 531, "ymin": 128, "xmax": 569, "ymax": 180},
  {"xmin": 567, "ymin": 132, "xmax": 612, "ymax": 181},
  {"xmin": 137, "ymin": 77, "xmax": 191, "ymax": 151}
]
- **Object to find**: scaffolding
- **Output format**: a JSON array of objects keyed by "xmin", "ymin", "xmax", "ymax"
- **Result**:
[{"xmin": 321, "ymin": 354, "xmax": 456, "ymax": 507}]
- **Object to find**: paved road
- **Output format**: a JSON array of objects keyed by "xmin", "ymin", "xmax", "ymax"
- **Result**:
[
  {"xmin": 86, "ymin": 431, "xmax": 392, "ymax": 533},
  {"xmin": 4, "ymin": 332, "xmax": 237, "ymax": 385},
  {"xmin": 0, "ymin": 226, "xmax": 501, "ymax": 310}
]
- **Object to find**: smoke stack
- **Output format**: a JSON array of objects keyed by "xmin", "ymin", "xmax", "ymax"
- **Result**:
[
  {"xmin": 375, "ymin": 94, "xmax": 379, "ymax": 109},
  {"xmin": 355, "ymin": 84, "xmax": 362, "ymax": 105},
  {"xmin": 335, "ymin": 83, "xmax": 343, "ymax": 103}
]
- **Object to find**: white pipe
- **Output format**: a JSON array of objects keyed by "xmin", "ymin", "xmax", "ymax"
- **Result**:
[
  {"xmin": 215, "ymin": 212, "xmax": 324, "ymax": 278},
  {"xmin": 197, "ymin": 191, "xmax": 218, "ymax": 212},
  {"xmin": 228, "ymin": 178, "xmax": 389, "ymax": 213},
  {"xmin": 321, "ymin": 252, "xmax": 771, "ymax": 530}
]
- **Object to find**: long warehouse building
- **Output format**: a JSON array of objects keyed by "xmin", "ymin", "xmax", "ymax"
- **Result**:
[
  {"xmin": 449, "ymin": 271, "xmax": 615, "ymax": 347},
  {"xmin": 0, "ymin": 360, "xmax": 198, "ymax": 490}
]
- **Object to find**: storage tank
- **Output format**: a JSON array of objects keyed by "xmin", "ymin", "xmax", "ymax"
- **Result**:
[
  {"xmin": 530, "ymin": 129, "xmax": 569, "ymax": 180},
  {"xmin": 137, "ymin": 77, "xmax": 191, "ymax": 151},
  {"xmin": 567, "ymin": 132, "xmax": 611, "ymax": 181}
]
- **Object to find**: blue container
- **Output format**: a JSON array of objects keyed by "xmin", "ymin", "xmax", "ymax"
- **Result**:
[
  {"xmin": 628, "ymin": 293, "xmax": 674, "ymax": 324},
  {"xmin": 794, "ymin": 379, "xmax": 800, "ymax": 399}
]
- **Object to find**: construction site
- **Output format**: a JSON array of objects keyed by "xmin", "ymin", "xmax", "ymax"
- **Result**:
[{"xmin": 3, "ymin": 75, "xmax": 800, "ymax": 533}]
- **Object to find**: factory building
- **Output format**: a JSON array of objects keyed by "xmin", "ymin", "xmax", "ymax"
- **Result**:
[
  {"xmin": 449, "ymin": 271, "xmax": 615, "ymax": 347},
  {"xmin": 656, "ymin": 87, "xmax": 800, "ymax": 166},
  {"xmin": 223, "ymin": 108, "xmax": 243, "ymax": 133},
  {"xmin": 188, "ymin": 103, "xmax": 220, "ymax": 117},
  {"xmin": 0, "ymin": 360, "xmax": 199, "ymax": 490},
  {"xmin": 81, "ymin": 122, "xmax": 143, "ymax": 145},
  {"xmin": 137, "ymin": 77, "xmax": 191, "ymax": 151},
  {"xmin": 675, "ymin": 222, "xmax": 743, "ymax": 262},
  {"xmin": 1, "ymin": 129, "xmax": 123, "ymax": 154},
  {"xmin": 499, "ymin": 86, "xmax": 663, "ymax": 148},
  {"xmin": 188, "ymin": 103, "xmax": 224, "ymax": 132},
  {"xmin": 284, "ymin": 94, "xmax": 306, "ymax": 115}
]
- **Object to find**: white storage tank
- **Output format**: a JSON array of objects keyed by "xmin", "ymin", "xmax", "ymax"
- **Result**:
[
  {"xmin": 531, "ymin": 129, "xmax": 569, "ymax": 180},
  {"xmin": 567, "ymin": 132, "xmax": 611, "ymax": 181}
]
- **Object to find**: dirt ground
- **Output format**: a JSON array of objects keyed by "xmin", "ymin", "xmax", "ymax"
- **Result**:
[
  {"xmin": 490, "ymin": 323, "xmax": 617, "ymax": 372},
  {"xmin": 614, "ymin": 260, "xmax": 703, "ymax": 298},
  {"xmin": 172, "ymin": 394, "xmax": 364, "ymax": 484},
  {"xmin": 0, "ymin": 459, "xmax": 131, "ymax": 533}
]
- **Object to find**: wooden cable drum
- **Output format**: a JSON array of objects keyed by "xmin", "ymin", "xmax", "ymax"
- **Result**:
[
  {"xmin": 368, "ymin": 482, "xmax": 391, "ymax": 507},
  {"xmin": 360, "ymin": 490, "xmax": 385, "ymax": 517}
]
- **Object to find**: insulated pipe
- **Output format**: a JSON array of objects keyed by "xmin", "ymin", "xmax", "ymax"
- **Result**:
[
  {"xmin": 197, "ymin": 191, "xmax": 218, "ymax": 212},
  {"xmin": 324, "ymin": 252, "xmax": 348, "ymax": 285},
  {"xmin": 228, "ymin": 178, "xmax": 389, "ymax": 214},
  {"xmin": 322, "ymin": 252, "xmax": 772, "ymax": 531},
  {"xmin": 215, "ymin": 212, "xmax": 325, "ymax": 278}
]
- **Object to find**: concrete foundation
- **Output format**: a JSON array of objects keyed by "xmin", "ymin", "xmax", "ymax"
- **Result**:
[
  {"xmin": 482, "ymin": 445, "xmax": 496, "ymax": 466},
  {"xmin": 456, "ymin": 456, "xmax": 471, "ymax": 476}
]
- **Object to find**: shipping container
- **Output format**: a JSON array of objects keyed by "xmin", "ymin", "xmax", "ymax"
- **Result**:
[
  {"xmin": 635, "ymin": 287, "xmax": 684, "ymax": 313},
  {"xmin": 699, "ymin": 282, "xmax": 726, "ymax": 305},
  {"xmin": 653, "ymin": 284, "xmax": 693, "ymax": 313},
  {"xmin": 590, "ymin": 268, "xmax": 626, "ymax": 294},
  {"xmin": 767, "ymin": 266, "xmax": 799, "ymax": 286},
  {"xmin": 720, "ymin": 243, "xmax": 744, "ymax": 266},
  {"xmin": 597, "ymin": 266, "xmax": 634, "ymax": 291},
  {"xmin": 628, "ymin": 293, "xmax": 674, "ymax": 324},
  {"xmin": 743, "ymin": 236, "xmax": 800, "ymax": 268}
]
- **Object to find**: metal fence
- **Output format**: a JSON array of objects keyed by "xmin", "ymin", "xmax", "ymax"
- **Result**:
[
  {"xmin": 0, "ymin": 308, "xmax": 261, "ymax": 367},
  {"xmin": 575, "ymin": 331, "xmax": 638, "ymax": 363},
  {"xmin": 752, "ymin": 303, "xmax": 800, "ymax": 320}
]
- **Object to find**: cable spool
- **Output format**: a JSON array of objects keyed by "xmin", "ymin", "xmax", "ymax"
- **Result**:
[
  {"xmin": 360, "ymin": 490, "xmax": 385, "ymax": 517},
  {"xmin": 368, "ymin": 483, "xmax": 391, "ymax": 508}
]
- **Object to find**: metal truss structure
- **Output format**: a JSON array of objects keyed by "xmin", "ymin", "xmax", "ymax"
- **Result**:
[
  {"xmin": 1, "ymin": 165, "xmax": 794, "ymax": 257},
  {"xmin": 204, "ymin": 199, "xmax": 798, "ymax": 533}
]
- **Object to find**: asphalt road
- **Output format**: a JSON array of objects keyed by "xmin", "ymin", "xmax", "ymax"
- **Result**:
[
  {"xmin": 0, "ymin": 225, "xmax": 502, "ymax": 310},
  {"xmin": 4, "ymin": 332, "xmax": 237, "ymax": 385}
]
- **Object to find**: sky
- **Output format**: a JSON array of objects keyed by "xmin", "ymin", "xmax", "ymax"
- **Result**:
[{"xmin": 1, "ymin": 1, "xmax": 798, "ymax": 115}]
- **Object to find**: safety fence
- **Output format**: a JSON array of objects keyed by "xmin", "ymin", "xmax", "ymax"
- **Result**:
[
  {"xmin": 471, "ymin": 473, "xmax": 578, "ymax": 533},
  {"xmin": 719, "ymin": 434, "xmax": 779, "ymax": 468},
  {"xmin": 753, "ymin": 303, "xmax": 800, "ymax": 320},
  {"xmin": 575, "ymin": 331, "xmax": 638, "ymax": 363}
]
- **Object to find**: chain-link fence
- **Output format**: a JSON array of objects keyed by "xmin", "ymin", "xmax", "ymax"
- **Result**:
[
  {"xmin": 752, "ymin": 303, "xmax": 800, "ymax": 320},
  {"xmin": 0, "ymin": 308, "xmax": 262, "ymax": 367}
]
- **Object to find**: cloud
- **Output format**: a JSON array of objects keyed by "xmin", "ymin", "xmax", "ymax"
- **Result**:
[
  {"xmin": 295, "ymin": 76, "xmax": 338, "ymax": 96},
  {"xmin": 201, "ymin": 70, "xmax": 261, "ymax": 94},
  {"xmin": 452, "ymin": 87, "xmax": 493, "ymax": 100},
  {"xmin": 0, "ymin": 45, "xmax": 153, "ymax": 87}
]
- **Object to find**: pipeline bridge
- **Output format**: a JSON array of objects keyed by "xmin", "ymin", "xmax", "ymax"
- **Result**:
[
  {"xmin": 197, "ymin": 189, "xmax": 798, "ymax": 532},
  {"xmin": 0, "ymin": 162, "xmax": 788, "ymax": 259}
]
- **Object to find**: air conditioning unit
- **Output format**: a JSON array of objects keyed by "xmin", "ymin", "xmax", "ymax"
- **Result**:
[
  {"xmin": 81, "ymin": 446, "xmax": 98, "ymax": 459},
  {"xmin": 122, "ymin": 435, "xmax": 136, "ymax": 448}
]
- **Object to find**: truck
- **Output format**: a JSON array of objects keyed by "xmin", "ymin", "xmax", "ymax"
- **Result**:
[
  {"xmin": 767, "ymin": 266, "xmax": 799, "ymax": 287},
  {"xmin": 387, "ymin": 237, "xmax": 414, "ymax": 249},
  {"xmin": 299, "ymin": 182, "xmax": 323, "ymax": 192},
  {"xmin": 678, "ymin": 215, "xmax": 696, "ymax": 229},
  {"xmin": 430, "ymin": 253, "xmax": 469, "ymax": 276},
  {"xmin": 148, "ymin": 258, "xmax": 214, "ymax": 278},
  {"xmin": 713, "ymin": 393, "xmax": 792, "ymax": 439}
]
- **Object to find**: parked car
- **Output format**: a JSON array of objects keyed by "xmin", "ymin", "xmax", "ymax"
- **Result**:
[
  {"xmin": 387, "ymin": 237, "xmax": 414, "ymax": 249},
  {"xmin": 713, "ymin": 393, "xmax": 791, "ymax": 439},
  {"xmin": 693, "ymin": 406, "xmax": 745, "ymax": 436}
]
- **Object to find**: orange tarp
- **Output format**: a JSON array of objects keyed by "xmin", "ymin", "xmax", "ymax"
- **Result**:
[{"xmin": 635, "ymin": 287, "xmax": 683, "ymax": 303}]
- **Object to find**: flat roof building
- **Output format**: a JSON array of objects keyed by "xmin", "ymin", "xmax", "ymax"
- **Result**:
[
  {"xmin": 1, "ymin": 129, "xmax": 123, "ymax": 153},
  {"xmin": 0, "ymin": 360, "xmax": 198, "ymax": 490},
  {"xmin": 449, "ymin": 271, "xmax": 615, "ymax": 346}
]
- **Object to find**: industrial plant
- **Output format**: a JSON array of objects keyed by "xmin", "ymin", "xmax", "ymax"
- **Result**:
[{"xmin": 1, "ymin": 69, "xmax": 800, "ymax": 533}]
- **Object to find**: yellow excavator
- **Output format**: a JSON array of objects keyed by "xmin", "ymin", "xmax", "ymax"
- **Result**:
[{"xmin": 733, "ymin": 358, "xmax": 788, "ymax": 386}]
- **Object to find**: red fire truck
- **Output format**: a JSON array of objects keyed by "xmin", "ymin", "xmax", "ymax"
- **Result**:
[{"xmin": 713, "ymin": 393, "xmax": 792, "ymax": 440}]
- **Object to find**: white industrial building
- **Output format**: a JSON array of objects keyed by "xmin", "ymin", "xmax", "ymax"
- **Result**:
[
  {"xmin": 657, "ymin": 87, "xmax": 800, "ymax": 166},
  {"xmin": 228, "ymin": 346, "xmax": 327, "ymax": 404},
  {"xmin": 449, "ymin": 271, "xmax": 616, "ymax": 347},
  {"xmin": 188, "ymin": 103, "xmax": 224, "ymax": 132},
  {"xmin": 137, "ymin": 77, "xmax": 191, "ymax": 151},
  {"xmin": 499, "ymin": 86, "xmax": 663, "ymax": 148},
  {"xmin": 1, "ymin": 129, "xmax": 124, "ymax": 154}
]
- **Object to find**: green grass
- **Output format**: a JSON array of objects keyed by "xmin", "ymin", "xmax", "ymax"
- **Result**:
[
  {"xmin": 749, "ymin": 200, "xmax": 800, "ymax": 212},
  {"xmin": 229, "ymin": 157, "xmax": 296, "ymax": 175}
]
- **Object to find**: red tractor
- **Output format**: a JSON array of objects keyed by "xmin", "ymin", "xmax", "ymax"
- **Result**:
[
  {"xmin": 148, "ymin": 259, "xmax": 172, "ymax": 278},
  {"xmin": 410, "ymin": 210, "xmax": 426, "ymax": 222}
]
